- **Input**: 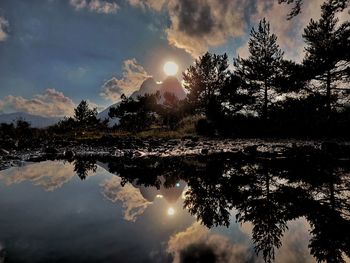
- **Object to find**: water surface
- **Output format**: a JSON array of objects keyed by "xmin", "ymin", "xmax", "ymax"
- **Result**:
[{"xmin": 0, "ymin": 153, "xmax": 349, "ymax": 263}]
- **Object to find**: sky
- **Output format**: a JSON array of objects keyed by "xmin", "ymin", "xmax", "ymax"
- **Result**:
[{"xmin": 0, "ymin": 0, "xmax": 342, "ymax": 117}]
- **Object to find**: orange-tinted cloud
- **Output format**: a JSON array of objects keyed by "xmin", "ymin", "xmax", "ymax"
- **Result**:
[
  {"xmin": 0, "ymin": 17, "xmax": 9, "ymax": 42},
  {"xmin": 101, "ymin": 176, "xmax": 152, "ymax": 222},
  {"xmin": 101, "ymin": 58, "xmax": 151, "ymax": 102},
  {"xmin": 0, "ymin": 88, "xmax": 76, "ymax": 117},
  {"xmin": 167, "ymin": 222, "xmax": 259, "ymax": 263},
  {"xmin": 166, "ymin": 0, "xmax": 247, "ymax": 58},
  {"xmin": 0, "ymin": 161, "xmax": 75, "ymax": 191}
]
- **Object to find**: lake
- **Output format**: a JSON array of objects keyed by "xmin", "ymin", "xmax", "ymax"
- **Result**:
[{"xmin": 0, "ymin": 152, "xmax": 349, "ymax": 263}]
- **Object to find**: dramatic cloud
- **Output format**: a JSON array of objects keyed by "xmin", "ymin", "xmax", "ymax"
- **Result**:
[
  {"xmin": 0, "ymin": 161, "xmax": 75, "ymax": 191},
  {"xmin": 0, "ymin": 17, "xmax": 9, "ymax": 42},
  {"xmin": 101, "ymin": 176, "xmax": 152, "ymax": 222},
  {"xmin": 69, "ymin": 0, "xmax": 119, "ymax": 14},
  {"xmin": 167, "ymin": 222, "xmax": 259, "ymax": 263},
  {"xmin": 101, "ymin": 58, "xmax": 151, "ymax": 102},
  {"xmin": 166, "ymin": 0, "xmax": 247, "ymax": 57},
  {"xmin": 0, "ymin": 88, "xmax": 76, "ymax": 117},
  {"xmin": 125, "ymin": 0, "xmax": 247, "ymax": 57}
]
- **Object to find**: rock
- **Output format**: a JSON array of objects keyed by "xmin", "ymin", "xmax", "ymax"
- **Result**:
[
  {"xmin": 321, "ymin": 141, "xmax": 339, "ymax": 153},
  {"xmin": 64, "ymin": 150, "xmax": 75, "ymax": 159},
  {"xmin": 0, "ymin": 148, "xmax": 9, "ymax": 155},
  {"xmin": 201, "ymin": 148, "xmax": 209, "ymax": 155},
  {"xmin": 243, "ymin": 145, "xmax": 258, "ymax": 155},
  {"xmin": 44, "ymin": 147, "xmax": 59, "ymax": 155}
]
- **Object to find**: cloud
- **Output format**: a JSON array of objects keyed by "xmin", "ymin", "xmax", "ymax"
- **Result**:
[
  {"xmin": 0, "ymin": 161, "xmax": 75, "ymax": 191},
  {"xmin": 0, "ymin": 17, "xmax": 9, "ymax": 42},
  {"xmin": 165, "ymin": 0, "xmax": 247, "ymax": 58},
  {"xmin": 101, "ymin": 176, "xmax": 152, "ymax": 222},
  {"xmin": 127, "ymin": 0, "xmax": 167, "ymax": 11},
  {"xmin": 0, "ymin": 89, "xmax": 76, "ymax": 117},
  {"xmin": 167, "ymin": 222, "xmax": 259, "ymax": 263},
  {"xmin": 125, "ymin": 0, "xmax": 247, "ymax": 58},
  {"xmin": 69, "ymin": 0, "xmax": 119, "ymax": 14},
  {"xmin": 101, "ymin": 58, "xmax": 151, "ymax": 102},
  {"xmin": 127, "ymin": 0, "xmax": 334, "ymax": 60}
]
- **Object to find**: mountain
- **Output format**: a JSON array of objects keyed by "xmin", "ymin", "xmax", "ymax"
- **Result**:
[
  {"xmin": 0, "ymin": 112, "xmax": 61, "ymax": 128},
  {"xmin": 97, "ymin": 76, "xmax": 187, "ymax": 125}
]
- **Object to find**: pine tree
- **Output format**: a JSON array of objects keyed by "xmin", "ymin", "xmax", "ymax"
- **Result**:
[
  {"xmin": 234, "ymin": 18, "xmax": 284, "ymax": 121},
  {"xmin": 303, "ymin": 3, "xmax": 350, "ymax": 117},
  {"xmin": 183, "ymin": 52, "xmax": 230, "ymax": 118},
  {"xmin": 74, "ymin": 100, "xmax": 98, "ymax": 128}
]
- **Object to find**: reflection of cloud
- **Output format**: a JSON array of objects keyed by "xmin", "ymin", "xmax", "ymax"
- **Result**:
[
  {"xmin": 101, "ymin": 176, "xmax": 152, "ymax": 222},
  {"xmin": 101, "ymin": 59, "xmax": 151, "ymax": 102},
  {"xmin": 241, "ymin": 219, "xmax": 316, "ymax": 263},
  {"xmin": 69, "ymin": 0, "xmax": 119, "ymax": 14},
  {"xmin": 0, "ymin": 17, "xmax": 9, "ymax": 42},
  {"xmin": 0, "ymin": 161, "xmax": 75, "ymax": 191},
  {"xmin": 0, "ymin": 89, "xmax": 76, "ymax": 117},
  {"xmin": 167, "ymin": 222, "xmax": 258, "ymax": 263},
  {"xmin": 276, "ymin": 219, "xmax": 315, "ymax": 263}
]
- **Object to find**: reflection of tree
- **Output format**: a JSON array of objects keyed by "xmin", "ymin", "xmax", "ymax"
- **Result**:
[
  {"xmin": 235, "ymin": 162, "xmax": 289, "ymax": 263},
  {"xmin": 303, "ymin": 165, "xmax": 350, "ymax": 263},
  {"xmin": 183, "ymin": 157, "xmax": 235, "ymax": 228},
  {"xmin": 73, "ymin": 158, "xmax": 97, "ymax": 180},
  {"xmin": 69, "ymin": 152, "xmax": 350, "ymax": 263}
]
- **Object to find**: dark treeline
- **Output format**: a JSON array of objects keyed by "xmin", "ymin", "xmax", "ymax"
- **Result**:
[
  {"xmin": 65, "ymin": 150, "xmax": 350, "ymax": 263},
  {"xmin": 108, "ymin": 0, "xmax": 350, "ymax": 138}
]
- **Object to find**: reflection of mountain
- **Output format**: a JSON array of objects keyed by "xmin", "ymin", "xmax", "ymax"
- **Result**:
[
  {"xmin": 97, "ymin": 76, "xmax": 186, "ymax": 124},
  {"xmin": 135, "ymin": 177, "xmax": 186, "ymax": 204}
]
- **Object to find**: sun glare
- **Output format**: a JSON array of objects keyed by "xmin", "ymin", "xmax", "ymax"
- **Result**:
[
  {"xmin": 167, "ymin": 207, "xmax": 175, "ymax": 216},
  {"xmin": 163, "ymin": 61, "xmax": 178, "ymax": 76}
]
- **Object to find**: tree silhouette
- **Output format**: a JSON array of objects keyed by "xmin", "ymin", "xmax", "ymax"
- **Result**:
[
  {"xmin": 109, "ymin": 93, "xmax": 160, "ymax": 132},
  {"xmin": 183, "ymin": 52, "xmax": 230, "ymax": 119},
  {"xmin": 73, "ymin": 158, "xmax": 97, "ymax": 180},
  {"xmin": 303, "ymin": 4, "xmax": 350, "ymax": 118},
  {"xmin": 234, "ymin": 18, "xmax": 284, "ymax": 121},
  {"xmin": 74, "ymin": 100, "xmax": 98, "ymax": 129}
]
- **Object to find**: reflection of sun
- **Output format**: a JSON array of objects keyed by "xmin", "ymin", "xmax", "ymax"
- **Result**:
[
  {"xmin": 167, "ymin": 207, "xmax": 175, "ymax": 216},
  {"xmin": 163, "ymin": 61, "xmax": 179, "ymax": 76}
]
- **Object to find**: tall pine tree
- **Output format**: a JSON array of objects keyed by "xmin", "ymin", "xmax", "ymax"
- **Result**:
[
  {"xmin": 303, "ymin": 3, "xmax": 350, "ymax": 117},
  {"xmin": 183, "ymin": 52, "xmax": 230, "ymax": 119},
  {"xmin": 234, "ymin": 18, "xmax": 284, "ymax": 121}
]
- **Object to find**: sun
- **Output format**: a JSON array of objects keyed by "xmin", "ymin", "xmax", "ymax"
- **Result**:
[
  {"xmin": 163, "ymin": 61, "xmax": 179, "ymax": 76},
  {"xmin": 167, "ymin": 207, "xmax": 175, "ymax": 216}
]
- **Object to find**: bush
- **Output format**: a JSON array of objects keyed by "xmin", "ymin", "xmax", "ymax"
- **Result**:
[{"xmin": 195, "ymin": 118, "xmax": 215, "ymax": 136}]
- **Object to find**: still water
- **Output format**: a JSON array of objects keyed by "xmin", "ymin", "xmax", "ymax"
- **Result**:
[{"xmin": 0, "ymin": 153, "xmax": 349, "ymax": 263}]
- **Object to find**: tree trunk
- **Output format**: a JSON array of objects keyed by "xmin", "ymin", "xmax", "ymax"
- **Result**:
[
  {"xmin": 326, "ymin": 70, "xmax": 331, "ymax": 118},
  {"xmin": 264, "ymin": 79, "xmax": 268, "ymax": 121}
]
